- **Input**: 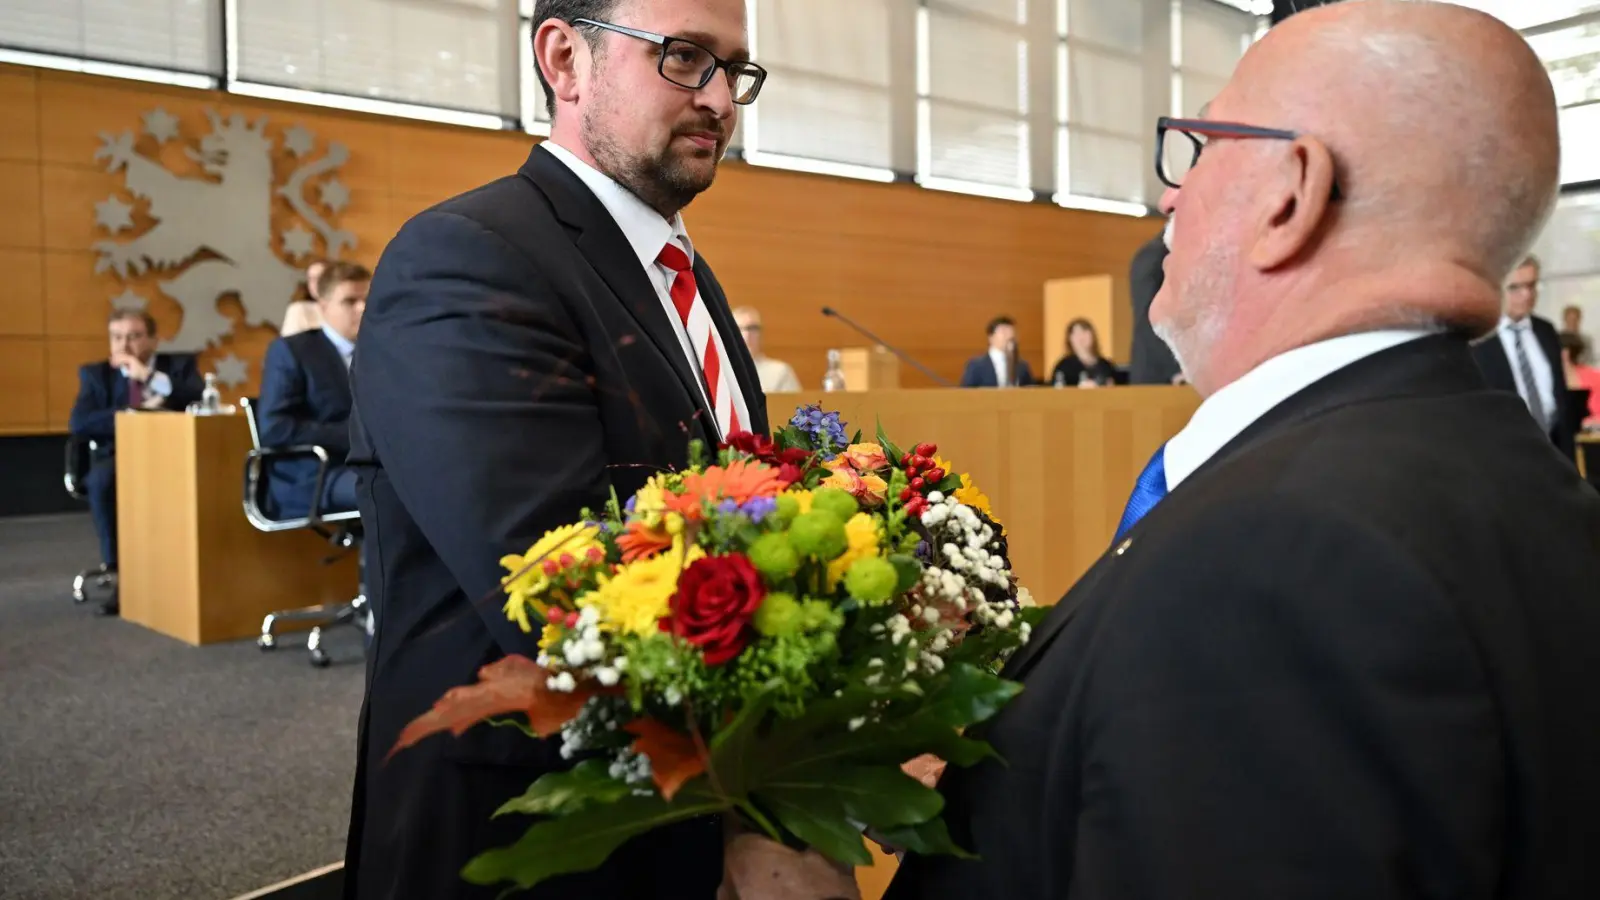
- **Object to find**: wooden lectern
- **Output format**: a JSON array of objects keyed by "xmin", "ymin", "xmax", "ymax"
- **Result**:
[
  {"xmin": 115, "ymin": 411, "xmax": 359, "ymax": 645},
  {"xmin": 836, "ymin": 346, "xmax": 900, "ymax": 391}
]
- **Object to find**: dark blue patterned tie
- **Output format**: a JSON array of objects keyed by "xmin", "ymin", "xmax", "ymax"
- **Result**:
[{"xmin": 1114, "ymin": 445, "xmax": 1168, "ymax": 543}]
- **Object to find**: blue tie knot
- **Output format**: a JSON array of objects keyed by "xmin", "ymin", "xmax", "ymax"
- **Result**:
[{"xmin": 1114, "ymin": 445, "xmax": 1168, "ymax": 543}]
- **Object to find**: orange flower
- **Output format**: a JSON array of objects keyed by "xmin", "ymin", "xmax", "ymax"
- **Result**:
[
  {"xmin": 666, "ymin": 460, "xmax": 787, "ymax": 517},
  {"xmin": 820, "ymin": 466, "xmax": 889, "ymax": 508},
  {"xmin": 616, "ymin": 519, "xmax": 674, "ymax": 562},
  {"xmin": 838, "ymin": 442, "xmax": 890, "ymax": 472}
]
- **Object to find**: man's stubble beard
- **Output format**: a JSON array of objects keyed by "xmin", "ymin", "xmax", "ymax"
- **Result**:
[
  {"xmin": 582, "ymin": 86, "xmax": 724, "ymax": 218},
  {"xmin": 1152, "ymin": 230, "xmax": 1237, "ymax": 387}
]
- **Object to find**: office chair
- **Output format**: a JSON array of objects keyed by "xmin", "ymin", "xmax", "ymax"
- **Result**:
[
  {"xmin": 65, "ymin": 435, "xmax": 116, "ymax": 603},
  {"xmin": 239, "ymin": 397, "xmax": 368, "ymax": 667}
]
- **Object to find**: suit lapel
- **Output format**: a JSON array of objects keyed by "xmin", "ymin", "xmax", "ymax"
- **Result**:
[
  {"xmin": 520, "ymin": 145, "xmax": 718, "ymax": 443},
  {"xmin": 695, "ymin": 256, "xmax": 769, "ymax": 436},
  {"xmin": 305, "ymin": 333, "xmax": 353, "ymax": 408}
]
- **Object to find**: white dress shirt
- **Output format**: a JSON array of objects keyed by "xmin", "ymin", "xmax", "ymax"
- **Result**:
[
  {"xmin": 755, "ymin": 357, "xmax": 801, "ymax": 393},
  {"xmin": 1495, "ymin": 315, "xmax": 1558, "ymax": 428},
  {"xmin": 541, "ymin": 140, "xmax": 749, "ymax": 438},
  {"xmin": 1164, "ymin": 329, "xmax": 1437, "ymax": 491},
  {"xmin": 122, "ymin": 365, "xmax": 172, "ymax": 398},
  {"xmin": 321, "ymin": 324, "xmax": 355, "ymax": 368},
  {"xmin": 987, "ymin": 348, "xmax": 1010, "ymax": 387}
]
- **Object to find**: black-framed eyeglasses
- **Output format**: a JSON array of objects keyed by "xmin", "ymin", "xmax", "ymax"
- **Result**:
[
  {"xmin": 572, "ymin": 18, "xmax": 767, "ymax": 105},
  {"xmin": 1156, "ymin": 116, "xmax": 1343, "ymax": 200}
]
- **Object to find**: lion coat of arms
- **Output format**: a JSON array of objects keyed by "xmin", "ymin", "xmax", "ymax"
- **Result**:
[{"xmin": 91, "ymin": 107, "xmax": 357, "ymax": 358}]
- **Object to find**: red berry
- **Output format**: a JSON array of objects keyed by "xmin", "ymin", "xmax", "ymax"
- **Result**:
[
  {"xmin": 916, "ymin": 443, "xmax": 937, "ymax": 458},
  {"xmin": 541, "ymin": 559, "xmax": 561, "ymax": 576},
  {"xmin": 565, "ymin": 611, "xmax": 581, "ymax": 627},
  {"xmin": 559, "ymin": 553, "xmax": 575, "ymax": 568},
  {"xmin": 899, "ymin": 487, "xmax": 914, "ymax": 502},
  {"xmin": 911, "ymin": 477, "xmax": 925, "ymax": 490},
  {"xmin": 911, "ymin": 455, "xmax": 927, "ymax": 469},
  {"xmin": 900, "ymin": 453, "xmax": 912, "ymax": 466},
  {"xmin": 925, "ymin": 467, "xmax": 945, "ymax": 483}
]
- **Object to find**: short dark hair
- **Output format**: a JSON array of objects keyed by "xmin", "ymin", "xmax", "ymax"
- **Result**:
[
  {"xmin": 108, "ymin": 309, "xmax": 157, "ymax": 337},
  {"xmin": 532, "ymin": 0, "xmax": 623, "ymax": 119},
  {"xmin": 985, "ymin": 316, "xmax": 1015, "ymax": 336},
  {"xmin": 1559, "ymin": 331, "xmax": 1588, "ymax": 364},
  {"xmin": 317, "ymin": 261, "xmax": 371, "ymax": 299}
]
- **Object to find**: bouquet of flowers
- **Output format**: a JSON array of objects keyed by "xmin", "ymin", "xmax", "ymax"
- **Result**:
[{"xmin": 391, "ymin": 404, "xmax": 1042, "ymax": 892}]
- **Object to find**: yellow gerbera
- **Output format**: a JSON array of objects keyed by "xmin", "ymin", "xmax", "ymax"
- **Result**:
[
  {"xmin": 580, "ymin": 540, "xmax": 706, "ymax": 635},
  {"xmin": 827, "ymin": 512, "xmax": 883, "ymax": 587},
  {"xmin": 500, "ymin": 522, "xmax": 602, "ymax": 632}
]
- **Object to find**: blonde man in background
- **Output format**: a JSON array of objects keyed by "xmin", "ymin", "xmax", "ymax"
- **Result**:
[{"xmin": 734, "ymin": 306, "xmax": 801, "ymax": 392}]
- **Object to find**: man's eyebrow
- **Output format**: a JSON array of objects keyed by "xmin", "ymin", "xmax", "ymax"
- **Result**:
[{"xmin": 675, "ymin": 29, "xmax": 752, "ymax": 61}]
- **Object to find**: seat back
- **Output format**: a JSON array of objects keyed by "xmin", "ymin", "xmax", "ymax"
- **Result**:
[
  {"xmin": 240, "ymin": 396, "xmax": 263, "ymax": 450},
  {"xmin": 63, "ymin": 436, "xmax": 95, "ymax": 499}
]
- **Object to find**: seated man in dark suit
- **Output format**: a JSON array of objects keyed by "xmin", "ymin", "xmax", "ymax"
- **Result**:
[
  {"xmin": 959, "ymin": 316, "xmax": 1036, "ymax": 387},
  {"xmin": 68, "ymin": 309, "xmax": 203, "ymax": 615},
  {"xmin": 1470, "ymin": 253, "xmax": 1574, "ymax": 461},
  {"xmin": 257, "ymin": 261, "xmax": 369, "ymax": 518}
]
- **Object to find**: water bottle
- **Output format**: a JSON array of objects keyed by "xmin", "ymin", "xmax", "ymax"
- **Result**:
[
  {"xmin": 200, "ymin": 372, "xmax": 222, "ymax": 414},
  {"xmin": 1053, "ymin": 369, "xmax": 1066, "ymax": 388},
  {"xmin": 821, "ymin": 349, "xmax": 847, "ymax": 392}
]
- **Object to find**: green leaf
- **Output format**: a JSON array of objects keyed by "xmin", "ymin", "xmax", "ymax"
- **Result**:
[
  {"xmin": 889, "ymin": 553, "xmax": 922, "ymax": 593},
  {"xmin": 707, "ymin": 679, "xmax": 784, "ymax": 799},
  {"xmin": 485, "ymin": 716, "xmax": 538, "ymax": 740},
  {"xmin": 874, "ymin": 417, "xmax": 905, "ymax": 464},
  {"xmin": 492, "ymin": 759, "xmax": 632, "ymax": 819},
  {"xmin": 759, "ymin": 764, "xmax": 943, "ymax": 831},
  {"xmin": 913, "ymin": 663, "xmax": 1024, "ymax": 729},
  {"xmin": 462, "ymin": 781, "xmax": 728, "ymax": 889},
  {"xmin": 762, "ymin": 795, "xmax": 874, "ymax": 867},
  {"xmin": 871, "ymin": 816, "xmax": 975, "ymax": 859}
]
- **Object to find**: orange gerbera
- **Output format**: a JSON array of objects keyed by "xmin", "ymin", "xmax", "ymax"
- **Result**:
[
  {"xmin": 665, "ymin": 460, "xmax": 786, "ymax": 517},
  {"xmin": 616, "ymin": 518, "xmax": 674, "ymax": 562}
]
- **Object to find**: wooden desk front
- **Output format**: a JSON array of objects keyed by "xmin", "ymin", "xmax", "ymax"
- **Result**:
[
  {"xmin": 767, "ymin": 386, "xmax": 1200, "ymax": 900},
  {"xmin": 115, "ymin": 411, "xmax": 359, "ymax": 645}
]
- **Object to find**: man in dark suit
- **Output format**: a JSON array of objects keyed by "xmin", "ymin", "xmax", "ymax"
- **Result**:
[
  {"xmin": 341, "ymin": 1, "xmax": 769, "ymax": 897},
  {"xmin": 889, "ymin": 3, "xmax": 1600, "ymax": 898},
  {"xmin": 67, "ymin": 309, "xmax": 202, "ymax": 615},
  {"xmin": 257, "ymin": 261, "xmax": 369, "ymax": 518},
  {"xmin": 959, "ymin": 316, "xmax": 1036, "ymax": 387},
  {"xmin": 1127, "ymin": 232, "xmax": 1185, "ymax": 385},
  {"xmin": 1470, "ymin": 254, "xmax": 1574, "ymax": 460}
]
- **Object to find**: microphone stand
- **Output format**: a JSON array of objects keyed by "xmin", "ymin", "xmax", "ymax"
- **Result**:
[{"xmin": 820, "ymin": 306, "xmax": 955, "ymax": 387}]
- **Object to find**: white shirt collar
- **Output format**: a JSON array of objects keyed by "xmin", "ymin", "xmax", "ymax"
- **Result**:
[
  {"xmin": 540, "ymin": 140, "xmax": 693, "ymax": 270},
  {"xmin": 1164, "ymin": 329, "xmax": 1437, "ymax": 490},
  {"xmin": 320, "ymin": 323, "xmax": 355, "ymax": 362},
  {"xmin": 1499, "ymin": 314, "xmax": 1531, "ymax": 332}
]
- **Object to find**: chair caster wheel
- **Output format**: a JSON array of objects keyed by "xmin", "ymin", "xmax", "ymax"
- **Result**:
[
  {"xmin": 258, "ymin": 634, "xmax": 276, "ymax": 650},
  {"xmin": 310, "ymin": 648, "xmax": 331, "ymax": 668}
]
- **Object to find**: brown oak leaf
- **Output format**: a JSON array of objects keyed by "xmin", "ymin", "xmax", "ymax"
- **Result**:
[
  {"xmin": 624, "ymin": 717, "xmax": 708, "ymax": 801},
  {"xmin": 387, "ymin": 655, "xmax": 596, "ymax": 761}
]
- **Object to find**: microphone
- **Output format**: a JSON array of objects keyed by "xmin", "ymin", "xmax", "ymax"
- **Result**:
[{"xmin": 820, "ymin": 306, "xmax": 954, "ymax": 387}]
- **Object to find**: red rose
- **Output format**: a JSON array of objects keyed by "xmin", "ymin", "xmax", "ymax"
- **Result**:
[
  {"xmin": 722, "ymin": 432, "xmax": 811, "ymax": 471},
  {"xmin": 662, "ymin": 554, "xmax": 766, "ymax": 666}
]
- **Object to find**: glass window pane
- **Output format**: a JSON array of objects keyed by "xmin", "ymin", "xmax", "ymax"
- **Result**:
[
  {"xmin": 757, "ymin": 0, "xmax": 891, "ymax": 85},
  {"xmin": 1528, "ymin": 21, "xmax": 1600, "ymax": 108},
  {"xmin": 1060, "ymin": 126, "xmax": 1144, "ymax": 203},
  {"xmin": 927, "ymin": 100, "xmax": 1028, "ymax": 187},
  {"xmin": 1176, "ymin": 72, "xmax": 1228, "ymax": 118},
  {"xmin": 1444, "ymin": 1, "xmax": 1600, "ymax": 30},
  {"xmin": 1065, "ymin": 0, "xmax": 1143, "ymax": 53},
  {"xmin": 1179, "ymin": 0, "xmax": 1255, "ymax": 78},
  {"xmin": 927, "ymin": 7, "xmax": 1026, "ymax": 112},
  {"xmin": 237, "ymin": 0, "xmax": 515, "ymax": 116},
  {"xmin": 1066, "ymin": 45, "xmax": 1143, "ymax": 136},
  {"xmin": 1560, "ymin": 101, "xmax": 1600, "ymax": 184},
  {"xmin": 937, "ymin": 0, "xmax": 1026, "ymax": 25},
  {"xmin": 756, "ymin": 75, "xmax": 894, "ymax": 168},
  {"xmin": 5, "ymin": 0, "xmax": 219, "ymax": 74}
]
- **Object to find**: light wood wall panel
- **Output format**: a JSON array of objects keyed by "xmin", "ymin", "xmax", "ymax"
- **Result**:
[{"xmin": 1, "ymin": 61, "xmax": 1160, "ymax": 435}]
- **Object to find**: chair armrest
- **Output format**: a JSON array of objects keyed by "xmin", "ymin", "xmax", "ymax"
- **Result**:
[{"xmin": 242, "ymin": 444, "xmax": 344, "ymax": 531}]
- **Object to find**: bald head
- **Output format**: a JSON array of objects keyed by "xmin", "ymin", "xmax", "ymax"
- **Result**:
[{"xmin": 1150, "ymin": 0, "xmax": 1560, "ymax": 396}]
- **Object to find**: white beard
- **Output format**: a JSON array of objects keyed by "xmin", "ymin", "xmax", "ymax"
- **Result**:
[{"xmin": 1153, "ymin": 216, "xmax": 1235, "ymax": 384}]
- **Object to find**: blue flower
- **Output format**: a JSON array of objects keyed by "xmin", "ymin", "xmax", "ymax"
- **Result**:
[
  {"xmin": 789, "ymin": 404, "xmax": 849, "ymax": 459},
  {"xmin": 623, "ymin": 496, "xmax": 637, "ymax": 515},
  {"xmin": 716, "ymin": 499, "xmax": 741, "ymax": 517},
  {"xmin": 742, "ymin": 496, "xmax": 778, "ymax": 523}
]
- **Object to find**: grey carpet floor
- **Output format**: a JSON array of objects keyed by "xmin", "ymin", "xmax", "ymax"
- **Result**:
[{"xmin": 0, "ymin": 513, "xmax": 366, "ymax": 900}]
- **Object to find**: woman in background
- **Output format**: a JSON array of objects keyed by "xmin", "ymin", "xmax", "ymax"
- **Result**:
[
  {"xmin": 280, "ymin": 259, "xmax": 326, "ymax": 336},
  {"xmin": 1560, "ymin": 331, "xmax": 1600, "ymax": 428},
  {"xmin": 1051, "ymin": 318, "xmax": 1118, "ymax": 388}
]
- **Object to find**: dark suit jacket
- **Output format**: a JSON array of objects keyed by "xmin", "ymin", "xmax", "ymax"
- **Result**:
[
  {"xmin": 1128, "ymin": 234, "xmax": 1182, "ymax": 385},
  {"xmin": 342, "ymin": 143, "xmax": 769, "ymax": 900},
  {"xmin": 67, "ymin": 354, "xmax": 203, "ymax": 454},
  {"xmin": 1470, "ymin": 314, "xmax": 1574, "ymax": 459},
  {"xmin": 960, "ymin": 353, "xmax": 1036, "ymax": 387},
  {"xmin": 889, "ymin": 334, "xmax": 1600, "ymax": 900},
  {"xmin": 257, "ymin": 329, "xmax": 352, "ymax": 518}
]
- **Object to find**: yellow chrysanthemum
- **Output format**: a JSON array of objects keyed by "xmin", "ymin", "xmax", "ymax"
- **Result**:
[
  {"xmin": 500, "ymin": 522, "xmax": 602, "ymax": 631},
  {"xmin": 538, "ymin": 620, "xmax": 564, "ymax": 652},
  {"xmin": 579, "ymin": 540, "xmax": 706, "ymax": 635},
  {"xmin": 631, "ymin": 474, "xmax": 673, "ymax": 527},
  {"xmin": 953, "ymin": 474, "xmax": 1000, "ymax": 526},
  {"xmin": 827, "ymin": 512, "xmax": 883, "ymax": 587},
  {"xmin": 790, "ymin": 490, "xmax": 815, "ymax": 515}
]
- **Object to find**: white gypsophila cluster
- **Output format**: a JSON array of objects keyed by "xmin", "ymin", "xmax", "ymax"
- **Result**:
[
  {"xmin": 920, "ymin": 493, "xmax": 1009, "ymax": 592},
  {"xmin": 608, "ymin": 746, "xmax": 654, "ymax": 786},
  {"xmin": 541, "ymin": 606, "xmax": 630, "ymax": 689},
  {"xmin": 559, "ymin": 695, "xmax": 629, "ymax": 760}
]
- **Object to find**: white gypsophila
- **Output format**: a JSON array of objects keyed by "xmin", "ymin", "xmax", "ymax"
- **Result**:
[
  {"xmin": 558, "ymin": 695, "xmax": 627, "ymax": 759},
  {"xmin": 607, "ymin": 746, "xmax": 654, "ymax": 786}
]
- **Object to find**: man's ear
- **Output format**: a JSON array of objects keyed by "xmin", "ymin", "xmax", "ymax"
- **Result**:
[
  {"xmin": 533, "ymin": 19, "xmax": 587, "ymax": 110},
  {"xmin": 1248, "ymin": 136, "xmax": 1337, "ymax": 271}
]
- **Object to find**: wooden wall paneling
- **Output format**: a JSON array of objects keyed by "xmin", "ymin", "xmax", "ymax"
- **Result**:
[
  {"xmin": 0, "ymin": 248, "xmax": 46, "ymax": 336},
  {"xmin": 0, "ymin": 159, "xmax": 43, "ymax": 249},
  {"xmin": 0, "ymin": 69, "xmax": 38, "ymax": 163},
  {"xmin": 0, "ymin": 337, "xmax": 48, "ymax": 432},
  {"xmin": 42, "ymin": 250, "xmax": 127, "ymax": 337},
  {"xmin": 387, "ymin": 122, "xmax": 533, "ymax": 203},
  {"xmin": 46, "ymin": 336, "xmax": 114, "ymax": 431}
]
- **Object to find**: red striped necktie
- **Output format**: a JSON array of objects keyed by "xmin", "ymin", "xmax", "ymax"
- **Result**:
[{"xmin": 656, "ymin": 242, "xmax": 740, "ymax": 437}]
